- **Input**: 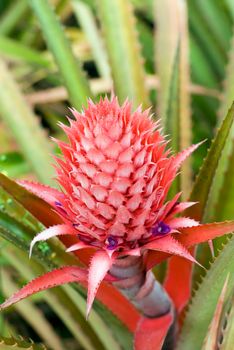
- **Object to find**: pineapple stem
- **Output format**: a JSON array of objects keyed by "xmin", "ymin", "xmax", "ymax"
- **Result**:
[
  {"xmin": 110, "ymin": 255, "xmax": 171, "ymax": 317},
  {"xmin": 110, "ymin": 255, "xmax": 177, "ymax": 349}
]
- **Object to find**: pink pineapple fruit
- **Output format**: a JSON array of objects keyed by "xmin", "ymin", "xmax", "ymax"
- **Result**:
[{"xmin": 20, "ymin": 97, "xmax": 201, "ymax": 315}]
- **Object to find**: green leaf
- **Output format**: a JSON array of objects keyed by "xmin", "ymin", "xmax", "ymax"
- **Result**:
[
  {"xmin": 203, "ymin": 32, "xmax": 234, "ymax": 225},
  {"xmin": 165, "ymin": 44, "xmax": 180, "ymax": 155},
  {"xmin": 219, "ymin": 296, "xmax": 234, "ymax": 350},
  {"xmin": 154, "ymin": 0, "xmax": 192, "ymax": 198},
  {"xmin": 0, "ymin": 59, "xmax": 54, "ymax": 185},
  {"xmin": 190, "ymin": 35, "xmax": 219, "ymax": 88},
  {"xmin": 201, "ymin": 274, "xmax": 229, "ymax": 350},
  {"xmin": 188, "ymin": 102, "xmax": 234, "ymax": 221},
  {"xmin": 165, "ymin": 44, "xmax": 180, "ymax": 196},
  {"xmin": 0, "ymin": 36, "xmax": 50, "ymax": 67},
  {"xmin": 0, "ymin": 211, "xmax": 53, "ymax": 268},
  {"xmin": 98, "ymin": 0, "xmax": 149, "ymax": 108},
  {"xmin": 191, "ymin": 0, "xmax": 231, "ymax": 56},
  {"xmin": 0, "ymin": 335, "xmax": 48, "ymax": 350},
  {"xmin": 188, "ymin": 1, "xmax": 226, "ymax": 80},
  {"xmin": 94, "ymin": 300, "xmax": 133, "ymax": 350},
  {"xmin": 0, "ymin": 0, "xmax": 28, "ymax": 35},
  {"xmin": 0, "ymin": 173, "xmax": 60, "ymax": 228},
  {"xmin": 62, "ymin": 285, "xmax": 122, "ymax": 350},
  {"xmin": 72, "ymin": 0, "xmax": 111, "ymax": 80},
  {"xmin": 225, "ymin": 0, "xmax": 234, "ymax": 20},
  {"xmin": 176, "ymin": 236, "xmax": 234, "ymax": 350},
  {"xmin": 29, "ymin": 0, "xmax": 92, "ymax": 109},
  {"xmin": 213, "ymin": 139, "xmax": 234, "ymax": 221},
  {"xmin": 0, "ymin": 152, "xmax": 30, "ymax": 178}
]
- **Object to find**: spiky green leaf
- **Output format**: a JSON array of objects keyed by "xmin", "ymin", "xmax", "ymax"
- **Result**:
[
  {"xmin": 188, "ymin": 102, "xmax": 234, "ymax": 221},
  {"xmin": 176, "ymin": 236, "xmax": 234, "ymax": 350},
  {"xmin": 0, "ymin": 59, "xmax": 54, "ymax": 185}
]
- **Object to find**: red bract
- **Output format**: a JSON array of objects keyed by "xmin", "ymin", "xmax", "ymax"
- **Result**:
[{"xmin": 1, "ymin": 97, "xmax": 234, "ymax": 350}]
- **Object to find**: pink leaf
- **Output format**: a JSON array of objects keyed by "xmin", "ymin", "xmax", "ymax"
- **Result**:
[
  {"xmin": 134, "ymin": 311, "xmax": 173, "ymax": 350},
  {"xmin": 66, "ymin": 241, "xmax": 88, "ymax": 252},
  {"xmin": 0, "ymin": 266, "xmax": 87, "ymax": 310},
  {"xmin": 30, "ymin": 224, "xmax": 75, "ymax": 257},
  {"xmin": 161, "ymin": 192, "xmax": 181, "ymax": 219},
  {"xmin": 58, "ymin": 236, "xmax": 141, "ymax": 332},
  {"xmin": 169, "ymin": 201, "xmax": 197, "ymax": 216},
  {"xmin": 167, "ymin": 217, "xmax": 199, "ymax": 229},
  {"xmin": 178, "ymin": 221, "xmax": 234, "ymax": 247},
  {"xmin": 87, "ymin": 250, "xmax": 114, "ymax": 317},
  {"xmin": 143, "ymin": 235, "xmax": 199, "ymax": 265},
  {"xmin": 146, "ymin": 221, "xmax": 234, "ymax": 272},
  {"xmin": 172, "ymin": 141, "xmax": 205, "ymax": 169},
  {"xmin": 208, "ymin": 239, "xmax": 215, "ymax": 258},
  {"xmin": 17, "ymin": 180, "xmax": 63, "ymax": 206}
]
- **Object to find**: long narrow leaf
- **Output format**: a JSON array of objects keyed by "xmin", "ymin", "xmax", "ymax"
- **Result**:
[
  {"xmin": 188, "ymin": 102, "xmax": 234, "ymax": 221},
  {"xmin": 0, "ymin": 0, "xmax": 28, "ymax": 35},
  {"xmin": 201, "ymin": 274, "xmax": 229, "ymax": 350},
  {"xmin": 154, "ymin": 0, "xmax": 192, "ymax": 198},
  {"xmin": 0, "ymin": 59, "xmax": 54, "ymax": 185},
  {"xmin": 30, "ymin": 0, "xmax": 92, "ymax": 109},
  {"xmin": 72, "ymin": 0, "xmax": 111, "ymax": 80},
  {"xmin": 176, "ymin": 237, "xmax": 234, "ymax": 350},
  {"xmin": 204, "ymin": 33, "xmax": 234, "ymax": 223},
  {"xmin": 219, "ymin": 296, "xmax": 234, "ymax": 350},
  {"xmin": 188, "ymin": 1, "xmax": 226, "ymax": 79},
  {"xmin": 214, "ymin": 139, "xmax": 234, "ymax": 221},
  {"xmin": 0, "ymin": 335, "xmax": 48, "ymax": 350},
  {"xmin": 98, "ymin": 0, "xmax": 149, "ymax": 108},
  {"xmin": 0, "ymin": 36, "xmax": 50, "ymax": 67}
]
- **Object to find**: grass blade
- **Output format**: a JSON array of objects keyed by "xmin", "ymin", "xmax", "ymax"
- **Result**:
[
  {"xmin": 0, "ymin": 0, "xmax": 28, "ymax": 35},
  {"xmin": 72, "ymin": 0, "xmax": 111, "ymax": 80},
  {"xmin": 98, "ymin": 0, "xmax": 149, "ymax": 108},
  {"xmin": 30, "ymin": 0, "xmax": 92, "ymax": 109},
  {"xmin": 188, "ymin": 1, "xmax": 226, "ymax": 80},
  {"xmin": 0, "ymin": 59, "xmax": 54, "ymax": 185},
  {"xmin": 213, "ymin": 140, "xmax": 234, "ymax": 221},
  {"xmin": 201, "ymin": 31, "xmax": 234, "ymax": 224},
  {"xmin": 188, "ymin": 102, "xmax": 234, "ymax": 221},
  {"xmin": 0, "ymin": 152, "xmax": 30, "ymax": 178},
  {"xmin": 154, "ymin": 0, "xmax": 192, "ymax": 198},
  {"xmin": 176, "ymin": 237, "xmax": 234, "ymax": 350},
  {"xmin": 0, "ymin": 36, "xmax": 50, "ymax": 67},
  {"xmin": 193, "ymin": 0, "xmax": 231, "ymax": 56}
]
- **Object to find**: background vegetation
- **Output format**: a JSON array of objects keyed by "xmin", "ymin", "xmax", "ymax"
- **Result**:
[{"xmin": 0, "ymin": 0, "xmax": 234, "ymax": 349}]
